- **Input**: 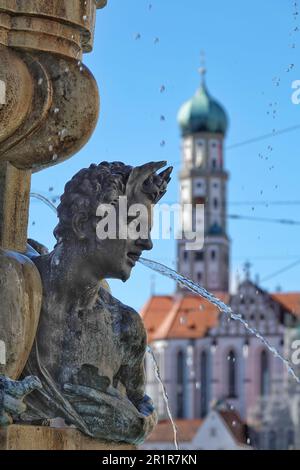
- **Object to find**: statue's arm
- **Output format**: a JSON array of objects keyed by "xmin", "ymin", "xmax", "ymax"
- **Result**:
[{"xmin": 117, "ymin": 317, "xmax": 157, "ymax": 437}]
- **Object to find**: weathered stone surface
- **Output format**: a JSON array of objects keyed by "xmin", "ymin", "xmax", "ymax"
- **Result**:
[
  {"xmin": 0, "ymin": 45, "xmax": 100, "ymax": 172},
  {"xmin": 0, "ymin": 0, "xmax": 106, "ymax": 59},
  {"xmin": 0, "ymin": 425, "xmax": 135, "ymax": 450},
  {"xmin": 0, "ymin": 376, "xmax": 42, "ymax": 426},
  {"xmin": 0, "ymin": 250, "xmax": 42, "ymax": 379},
  {"xmin": 0, "ymin": 46, "xmax": 33, "ymax": 144},
  {"xmin": 0, "ymin": 162, "xmax": 31, "ymax": 252}
]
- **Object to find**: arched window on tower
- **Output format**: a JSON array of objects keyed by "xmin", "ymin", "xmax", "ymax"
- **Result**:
[
  {"xmin": 200, "ymin": 350, "xmax": 209, "ymax": 417},
  {"xmin": 227, "ymin": 350, "xmax": 237, "ymax": 398},
  {"xmin": 177, "ymin": 350, "xmax": 185, "ymax": 418},
  {"xmin": 260, "ymin": 350, "xmax": 270, "ymax": 396}
]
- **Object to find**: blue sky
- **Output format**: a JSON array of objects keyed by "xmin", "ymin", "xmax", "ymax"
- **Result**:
[{"xmin": 29, "ymin": 0, "xmax": 300, "ymax": 310}]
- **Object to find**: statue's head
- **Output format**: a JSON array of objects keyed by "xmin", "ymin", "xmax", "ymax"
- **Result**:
[{"xmin": 54, "ymin": 161, "xmax": 172, "ymax": 281}]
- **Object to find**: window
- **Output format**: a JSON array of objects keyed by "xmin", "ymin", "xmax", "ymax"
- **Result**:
[
  {"xmin": 213, "ymin": 198, "xmax": 218, "ymax": 209},
  {"xmin": 260, "ymin": 350, "xmax": 269, "ymax": 396},
  {"xmin": 183, "ymin": 251, "xmax": 188, "ymax": 261},
  {"xmin": 197, "ymin": 272, "xmax": 202, "ymax": 282},
  {"xmin": 195, "ymin": 139, "xmax": 205, "ymax": 167},
  {"xmin": 177, "ymin": 351, "xmax": 185, "ymax": 418},
  {"xmin": 287, "ymin": 430, "xmax": 294, "ymax": 449},
  {"xmin": 211, "ymin": 250, "xmax": 216, "ymax": 261},
  {"xmin": 212, "ymin": 159, "xmax": 217, "ymax": 170},
  {"xmin": 195, "ymin": 252, "xmax": 203, "ymax": 261},
  {"xmin": 183, "ymin": 140, "xmax": 192, "ymax": 167},
  {"xmin": 228, "ymin": 350, "xmax": 237, "ymax": 398},
  {"xmin": 201, "ymin": 351, "xmax": 209, "ymax": 417},
  {"xmin": 268, "ymin": 431, "xmax": 277, "ymax": 450}
]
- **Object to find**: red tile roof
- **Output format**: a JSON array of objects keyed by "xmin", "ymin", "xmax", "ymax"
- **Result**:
[
  {"xmin": 145, "ymin": 410, "xmax": 247, "ymax": 445},
  {"xmin": 141, "ymin": 293, "xmax": 229, "ymax": 342},
  {"xmin": 141, "ymin": 291, "xmax": 300, "ymax": 342},
  {"xmin": 271, "ymin": 292, "xmax": 300, "ymax": 317}
]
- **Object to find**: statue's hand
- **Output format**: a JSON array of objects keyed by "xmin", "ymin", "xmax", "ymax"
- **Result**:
[
  {"xmin": 63, "ymin": 383, "xmax": 155, "ymax": 444},
  {"xmin": 0, "ymin": 375, "xmax": 42, "ymax": 426}
]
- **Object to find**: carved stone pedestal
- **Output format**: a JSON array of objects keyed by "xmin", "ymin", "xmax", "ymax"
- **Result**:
[{"xmin": 0, "ymin": 425, "xmax": 135, "ymax": 450}]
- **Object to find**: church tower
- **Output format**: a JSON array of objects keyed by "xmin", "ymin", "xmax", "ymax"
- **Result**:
[{"xmin": 176, "ymin": 63, "xmax": 230, "ymax": 293}]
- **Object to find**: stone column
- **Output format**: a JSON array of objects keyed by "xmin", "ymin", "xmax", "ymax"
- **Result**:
[{"xmin": 0, "ymin": 0, "xmax": 105, "ymax": 251}]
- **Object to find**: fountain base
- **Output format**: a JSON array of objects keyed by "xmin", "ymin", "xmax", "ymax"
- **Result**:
[{"xmin": 0, "ymin": 425, "xmax": 136, "ymax": 451}]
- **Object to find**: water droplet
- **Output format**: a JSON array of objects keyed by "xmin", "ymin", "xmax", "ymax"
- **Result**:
[{"xmin": 59, "ymin": 128, "xmax": 68, "ymax": 141}]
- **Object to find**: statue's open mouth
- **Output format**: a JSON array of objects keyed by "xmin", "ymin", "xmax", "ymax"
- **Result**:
[{"xmin": 127, "ymin": 252, "xmax": 141, "ymax": 266}]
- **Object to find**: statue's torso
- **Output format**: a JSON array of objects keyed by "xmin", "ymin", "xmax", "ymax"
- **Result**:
[{"xmin": 36, "ymin": 286, "xmax": 133, "ymax": 388}]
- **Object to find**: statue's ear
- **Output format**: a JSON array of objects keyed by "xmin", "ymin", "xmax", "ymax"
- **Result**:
[{"xmin": 72, "ymin": 212, "xmax": 89, "ymax": 240}]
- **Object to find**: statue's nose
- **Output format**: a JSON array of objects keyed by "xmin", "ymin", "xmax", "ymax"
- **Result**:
[{"xmin": 137, "ymin": 237, "xmax": 153, "ymax": 252}]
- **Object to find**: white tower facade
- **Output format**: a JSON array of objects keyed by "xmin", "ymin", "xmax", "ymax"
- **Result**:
[{"xmin": 177, "ymin": 71, "xmax": 230, "ymax": 293}]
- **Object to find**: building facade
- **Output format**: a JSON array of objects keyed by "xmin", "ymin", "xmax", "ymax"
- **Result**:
[{"xmin": 142, "ymin": 67, "xmax": 300, "ymax": 449}]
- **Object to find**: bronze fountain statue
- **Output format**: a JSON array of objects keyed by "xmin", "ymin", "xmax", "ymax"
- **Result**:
[{"xmin": 0, "ymin": 1, "xmax": 172, "ymax": 449}]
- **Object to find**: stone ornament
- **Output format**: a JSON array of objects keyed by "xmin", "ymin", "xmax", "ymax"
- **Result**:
[{"xmin": 0, "ymin": 0, "xmax": 107, "ymax": 59}]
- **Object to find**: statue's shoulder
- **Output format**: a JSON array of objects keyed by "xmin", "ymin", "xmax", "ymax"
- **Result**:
[{"xmin": 99, "ymin": 286, "xmax": 146, "ymax": 340}]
